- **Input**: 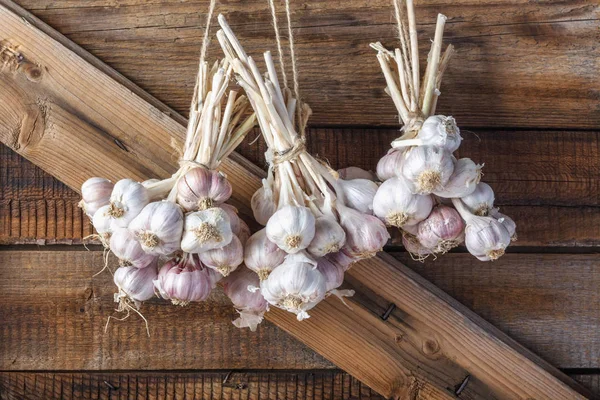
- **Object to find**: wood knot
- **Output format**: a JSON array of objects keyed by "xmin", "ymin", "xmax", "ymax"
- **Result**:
[{"xmin": 422, "ymin": 338, "xmax": 440, "ymax": 356}]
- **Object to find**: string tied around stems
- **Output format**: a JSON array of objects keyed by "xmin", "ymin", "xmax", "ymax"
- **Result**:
[
  {"xmin": 267, "ymin": 137, "xmax": 306, "ymax": 166},
  {"xmin": 178, "ymin": 159, "xmax": 211, "ymax": 171}
]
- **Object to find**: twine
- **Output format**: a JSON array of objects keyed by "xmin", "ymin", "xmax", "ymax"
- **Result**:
[
  {"xmin": 268, "ymin": 0, "xmax": 289, "ymax": 89},
  {"xmin": 179, "ymin": 159, "xmax": 211, "ymax": 170},
  {"xmin": 267, "ymin": 137, "xmax": 306, "ymax": 165},
  {"xmin": 198, "ymin": 0, "xmax": 217, "ymax": 67}
]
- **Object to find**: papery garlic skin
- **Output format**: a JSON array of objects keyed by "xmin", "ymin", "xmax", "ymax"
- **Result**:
[
  {"xmin": 316, "ymin": 257, "xmax": 345, "ymax": 292},
  {"xmin": 402, "ymin": 232, "xmax": 435, "ymax": 262},
  {"xmin": 434, "ymin": 158, "xmax": 482, "ymax": 198},
  {"xmin": 128, "ymin": 201, "xmax": 184, "ymax": 256},
  {"xmin": 223, "ymin": 267, "xmax": 269, "ymax": 331},
  {"xmin": 153, "ymin": 255, "xmax": 212, "ymax": 305},
  {"xmin": 198, "ymin": 235, "xmax": 244, "ymax": 276},
  {"xmin": 244, "ymin": 228, "xmax": 286, "ymax": 280},
  {"xmin": 307, "ymin": 216, "xmax": 347, "ymax": 258},
  {"xmin": 80, "ymin": 177, "xmax": 113, "ymax": 218},
  {"xmin": 237, "ymin": 219, "xmax": 251, "ymax": 246},
  {"xmin": 414, "ymin": 115, "xmax": 463, "ymax": 153},
  {"xmin": 110, "ymin": 227, "xmax": 157, "ymax": 268},
  {"xmin": 266, "ymin": 205, "xmax": 316, "ymax": 253},
  {"xmin": 461, "ymin": 182, "xmax": 495, "ymax": 216},
  {"xmin": 338, "ymin": 178, "xmax": 378, "ymax": 214},
  {"xmin": 338, "ymin": 205, "xmax": 390, "ymax": 260},
  {"xmin": 92, "ymin": 204, "xmax": 113, "ymax": 245},
  {"xmin": 114, "ymin": 262, "xmax": 158, "ymax": 302},
  {"xmin": 373, "ymin": 177, "xmax": 433, "ymax": 228},
  {"xmin": 490, "ymin": 208, "xmax": 517, "ymax": 241},
  {"xmin": 259, "ymin": 252, "xmax": 326, "ymax": 320},
  {"xmin": 251, "ymin": 181, "xmax": 276, "ymax": 226},
  {"xmin": 416, "ymin": 205, "xmax": 465, "ymax": 253},
  {"xmin": 402, "ymin": 146, "xmax": 454, "ymax": 195},
  {"xmin": 181, "ymin": 207, "xmax": 233, "ymax": 253},
  {"xmin": 176, "ymin": 167, "xmax": 233, "ymax": 212},
  {"xmin": 325, "ymin": 251, "xmax": 356, "ymax": 272},
  {"xmin": 108, "ymin": 179, "xmax": 150, "ymax": 228},
  {"xmin": 376, "ymin": 149, "xmax": 404, "ymax": 181},
  {"xmin": 338, "ymin": 167, "xmax": 376, "ymax": 181}
]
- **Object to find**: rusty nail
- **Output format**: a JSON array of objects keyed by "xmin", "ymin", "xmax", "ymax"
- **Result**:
[
  {"xmin": 222, "ymin": 370, "xmax": 233, "ymax": 384},
  {"xmin": 381, "ymin": 303, "xmax": 396, "ymax": 321},
  {"xmin": 103, "ymin": 380, "xmax": 117, "ymax": 390},
  {"xmin": 114, "ymin": 138, "xmax": 128, "ymax": 152},
  {"xmin": 454, "ymin": 375, "xmax": 470, "ymax": 396}
]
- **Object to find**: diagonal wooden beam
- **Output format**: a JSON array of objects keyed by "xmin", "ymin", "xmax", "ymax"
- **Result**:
[{"xmin": 0, "ymin": 1, "xmax": 590, "ymax": 398}]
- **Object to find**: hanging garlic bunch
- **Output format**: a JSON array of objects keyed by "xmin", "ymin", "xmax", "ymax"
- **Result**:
[
  {"xmin": 371, "ymin": 1, "xmax": 515, "ymax": 261},
  {"xmin": 217, "ymin": 14, "xmax": 387, "ymax": 323}
]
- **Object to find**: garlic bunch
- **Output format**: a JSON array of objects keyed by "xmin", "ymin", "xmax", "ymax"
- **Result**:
[
  {"xmin": 371, "ymin": 1, "xmax": 515, "ymax": 262},
  {"xmin": 223, "ymin": 267, "xmax": 269, "ymax": 331}
]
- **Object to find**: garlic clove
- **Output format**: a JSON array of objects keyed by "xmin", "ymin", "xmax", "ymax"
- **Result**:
[
  {"xmin": 110, "ymin": 227, "xmax": 158, "ymax": 269},
  {"xmin": 338, "ymin": 204, "xmax": 390, "ymax": 260},
  {"xmin": 373, "ymin": 177, "xmax": 434, "ymax": 228},
  {"xmin": 198, "ymin": 235, "xmax": 244, "ymax": 277},
  {"xmin": 266, "ymin": 205, "xmax": 316, "ymax": 254},
  {"xmin": 460, "ymin": 182, "xmax": 495, "ymax": 216},
  {"xmin": 114, "ymin": 262, "xmax": 158, "ymax": 303},
  {"xmin": 181, "ymin": 207, "xmax": 233, "ymax": 253},
  {"xmin": 307, "ymin": 216, "xmax": 347, "ymax": 258},
  {"xmin": 401, "ymin": 146, "xmax": 454, "ymax": 195},
  {"xmin": 128, "ymin": 201, "xmax": 184, "ymax": 256},
  {"xmin": 222, "ymin": 267, "xmax": 269, "ymax": 331},
  {"xmin": 244, "ymin": 228, "xmax": 286, "ymax": 280},
  {"xmin": 108, "ymin": 179, "xmax": 150, "ymax": 228},
  {"xmin": 434, "ymin": 158, "xmax": 483, "ymax": 198},
  {"xmin": 376, "ymin": 149, "xmax": 404, "ymax": 181},
  {"xmin": 416, "ymin": 205, "xmax": 465, "ymax": 253},
  {"xmin": 80, "ymin": 177, "xmax": 114, "ymax": 218},
  {"xmin": 251, "ymin": 181, "xmax": 277, "ymax": 226},
  {"xmin": 153, "ymin": 255, "xmax": 213, "ymax": 305},
  {"xmin": 338, "ymin": 178, "xmax": 379, "ymax": 214},
  {"xmin": 176, "ymin": 167, "xmax": 233, "ymax": 212}
]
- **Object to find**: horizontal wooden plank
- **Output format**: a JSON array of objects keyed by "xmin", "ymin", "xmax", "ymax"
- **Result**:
[
  {"xmin": 0, "ymin": 370, "xmax": 384, "ymax": 400},
  {"xmin": 0, "ymin": 3, "xmax": 588, "ymax": 398},
  {"xmin": 11, "ymin": 0, "xmax": 599, "ymax": 129}
]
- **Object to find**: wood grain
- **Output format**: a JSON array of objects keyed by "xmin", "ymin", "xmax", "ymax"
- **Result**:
[
  {"xmin": 10, "ymin": 0, "xmax": 600, "ymax": 129},
  {"xmin": 0, "ymin": 2, "xmax": 590, "ymax": 398}
]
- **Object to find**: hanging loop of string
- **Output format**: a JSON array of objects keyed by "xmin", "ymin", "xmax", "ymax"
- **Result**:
[
  {"xmin": 284, "ymin": 0, "xmax": 301, "ymax": 105},
  {"xmin": 198, "ymin": 0, "xmax": 217, "ymax": 67},
  {"xmin": 268, "ymin": 0, "xmax": 289, "ymax": 89}
]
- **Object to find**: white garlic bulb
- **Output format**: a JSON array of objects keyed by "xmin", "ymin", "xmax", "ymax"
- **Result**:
[
  {"xmin": 153, "ymin": 255, "xmax": 213, "ymax": 305},
  {"xmin": 198, "ymin": 235, "xmax": 244, "ymax": 277},
  {"xmin": 108, "ymin": 179, "xmax": 150, "ymax": 228},
  {"xmin": 236, "ymin": 219, "xmax": 251, "ymax": 246},
  {"xmin": 393, "ymin": 115, "xmax": 462, "ymax": 153},
  {"xmin": 92, "ymin": 204, "xmax": 113, "ymax": 245},
  {"xmin": 181, "ymin": 207, "xmax": 233, "ymax": 253},
  {"xmin": 176, "ymin": 167, "xmax": 233, "ymax": 212},
  {"xmin": 80, "ymin": 177, "xmax": 113, "ymax": 218},
  {"xmin": 490, "ymin": 208, "xmax": 517, "ymax": 241},
  {"xmin": 416, "ymin": 205, "xmax": 465, "ymax": 253},
  {"xmin": 434, "ymin": 158, "xmax": 482, "ymax": 198},
  {"xmin": 337, "ymin": 178, "xmax": 378, "ymax": 214},
  {"xmin": 461, "ymin": 182, "xmax": 495, "ymax": 216},
  {"xmin": 401, "ymin": 146, "xmax": 454, "ymax": 195},
  {"xmin": 220, "ymin": 203, "xmax": 242, "ymax": 236},
  {"xmin": 128, "ymin": 201, "xmax": 184, "ymax": 256},
  {"xmin": 251, "ymin": 181, "xmax": 276, "ymax": 226},
  {"xmin": 373, "ymin": 177, "xmax": 433, "ymax": 228},
  {"xmin": 244, "ymin": 228, "xmax": 286, "ymax": 280},
  {"xmin": 259, "ymin": 252, "xmax": 326, "ymax": 320},
  {"xmin": 338, "ymin": 167, "xmax": 376, "ymax": 181},
  {"xmin": 307, "ymin": 216, "xmax": 347, "ymax": 258},
  {"xmin": 338, "ymin": 205, "xmax": 390, "ymax": 259},
  {"xmin": 110, "ymin": 227, "xmax": 157, "ymax": 268},
  {"xmin": 223, "ymin": 267, "xmax": 269, "ymax": 331},
  {"xmin": 376, "ymin": 149, "xmax": 404, "ymax": 181},
  {"xmin": 114, "ymin": 262, "xmax": 158, "ymax": 303},
  {"xmin": 266, "ymin": 205, "xmax": 316, "ymax": 253}
]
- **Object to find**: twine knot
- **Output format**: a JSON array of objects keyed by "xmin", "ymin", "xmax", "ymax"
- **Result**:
[{"xmin": 267, "ymin": 138, "xmax": 306, "ymax": 166}]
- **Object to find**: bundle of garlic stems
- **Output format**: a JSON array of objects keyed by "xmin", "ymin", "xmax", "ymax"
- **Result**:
[
  {"xmin": 217, "ymin": 14, "xmax": 390, "ymax": 322},
  {"xmin": 371, "ymin": 0, "xmax": 516, "ymax": 262},
  {"xmin": 79, "ymin": 57, "xmax": 257, "ymax": 325}
]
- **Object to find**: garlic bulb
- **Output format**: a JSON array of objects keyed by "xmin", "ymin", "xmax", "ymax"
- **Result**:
[
  {"xmin": 338, "ymin": 205, "xmax": 390, "ymax": 259},
  {"xmin": 181, "ymin": 207, "xmax": 233, "ymax": 253},
  {"xmin": 325, "ymin": 251, "xmax": 356, "ymax": 272},
  {"xmin": 373, "ymin": 177, "xmax": 433, "ymax": 228},
  {"xmin": 402, "ymin": 232, "xmax": 435, "ymax": 262},
  {"xmin": 114, "ymin": 262, "xmax": 158, "ymax": 303},
  {"xmin": 461, "ymin": 182, "xmax": 495, "ymax": 216},
  {"xmin": 220, "ymin": 203, "xmax": 242, "ymax": 236},
  {"xmin": 338, "ymin": 167, "xmax": 377, "ymax": 181},
  {"xmin": 490, "ymin": 208, "xmax": 517, "ymax": 241},
  {"xmin": 236, "ymin": 219, "xmax": 251, "ymax": 246},
  {"xmin": 128, "ymin": 201, "xmax": 184, "ymax": 256},
  {"xmin": 92, "ymin": 204, "xmax": 113, "ymax": 245},
  {"xmin": 108, "ymin": 179, "xmax": 150, "ymax": 228},
  {"xmin": 244, "ymin": 228, "xmax": 286, "ymax": 280},
  {"xmin": 416, "ymin": 205, "xmax": 465, "ymax": 253},
  {"xmin": 176, "ymin": 167, "xmax": 233, "ymax": 212},
  {"xmin": 376, "ymin": 149, "xmax": 404, "ymax": 181},
  {"xmin": 266, "ymin": 205, "xmax": 316, "ymax": 253},
  {"xmin": 316, "ymin": 257, "xmax": 345, "ymax": 292},
  {"xmin": 251, "ymin": 181, "xmax": 276, "ymax": 226},
  {"xmin": 434, "ymin": 158, "xmax": 482, "ymax": 198},
  {"xmin": 393, "ymin": 115, "xmax": 462, "ymax": 153},
  {"xmin": 401, "ymin": 146, "xmax": 454, "ymax": 194},
  {"xmin": 110, "ymin": 228, "xmax": 157, "ymax": 268},
  {"xmin": 80, "ymin": 177, "xmax": 113, "ymax": 218},
  {"xmin": 453, "ymin": 198, "xmax": 510, "ymax": 261},
  {"xmin": 153, "ymin": 255, "xmax": 212, "ymax": 305},
  {"xmin": 337, "ymin": 178, "xmax": 378, "ymax": 214},
  {"xmin": 223, "ymin": 267, "xmax": 269, "ymax": 331},
  {"xmin": 198, "ymin": 235, "xmax": 244, "ymax": 276},
  {"xmin": 307, "ymin": 216, "xmax": 347, "ymax": 258},
  {"xmin": 259, "ymin": 252, "xmax": 326, "ymax": 320}
]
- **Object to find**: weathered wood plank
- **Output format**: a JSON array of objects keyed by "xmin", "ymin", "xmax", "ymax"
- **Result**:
[
  {"xmin": 0, "ymin": 3, "xmax": 589, "ymax": 398},
  {"xmin": 0, "ymin": 371, "xmax": 384, "ymax": 400},
  {"xmin": 11, "ymin": 0, "xmax": 600, "ymax": 129}
]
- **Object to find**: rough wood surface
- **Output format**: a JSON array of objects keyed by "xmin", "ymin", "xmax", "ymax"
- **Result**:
[
  {"xmin": 10, "ymin": 0, "xmax": 600, "ymax": 129},
  {"xmin": 0, "ymin": 2, "xmax": 590, "ymax": 399},
  {"xmin": 0, "ymin": 371, "xmax": 384, "ymax": 400}
]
